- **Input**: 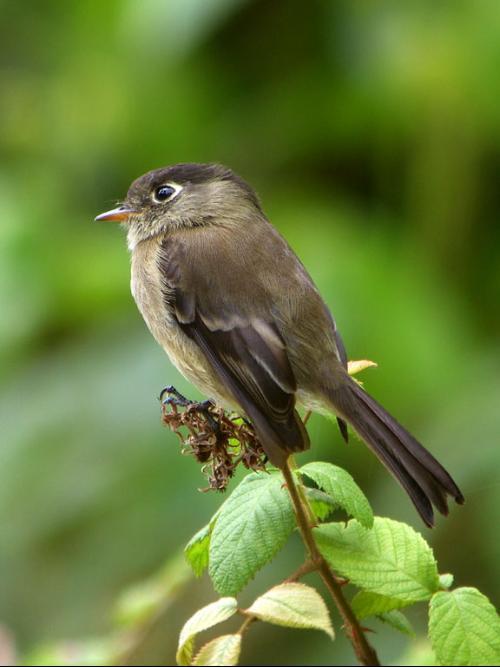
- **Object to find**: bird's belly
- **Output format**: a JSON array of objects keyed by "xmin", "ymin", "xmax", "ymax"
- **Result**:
[
  {"xmin": 130, "ymin": 247, "xmax": 232, "ymax": 406},
  {"xmin": 295, "ymin": 388, "xmax": 334, "ymax": 417},
  {"xmin": 159, "ymin": 324, "xmax": 223, "ymax": 400}
]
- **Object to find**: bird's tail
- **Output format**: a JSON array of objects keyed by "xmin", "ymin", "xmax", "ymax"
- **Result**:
[{"xmin": 329, "ymin": 377, "xmax": 464, "ymax": 526}]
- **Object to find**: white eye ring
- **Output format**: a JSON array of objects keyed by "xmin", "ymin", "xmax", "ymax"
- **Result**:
[{"xmin": 152, "ymin": 182, "xmax": 183, "ymax": 204}]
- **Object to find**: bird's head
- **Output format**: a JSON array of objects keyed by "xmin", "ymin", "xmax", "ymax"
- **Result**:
[{"xmin": 95, "ymin": 163, "xmax": 262, "ymax": 249}]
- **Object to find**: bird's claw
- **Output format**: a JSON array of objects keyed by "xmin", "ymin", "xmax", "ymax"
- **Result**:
[
  {"xmin": 159, "ymin": 385, "xmax": 189, "ymax": 406},
  {"xmin": 160, "ymin": 387, "xmax": 220, "ymax": 434},
  {"xmin": 189, "ymin": 399, "xmax": 220, "ymax": 434}
]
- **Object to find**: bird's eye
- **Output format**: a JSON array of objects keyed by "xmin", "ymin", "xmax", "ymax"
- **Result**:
[{"xmin": 153, "ymin": 183, "xmax": 181, "ymax": 203}]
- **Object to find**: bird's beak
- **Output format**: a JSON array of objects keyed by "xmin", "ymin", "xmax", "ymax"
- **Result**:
[{"xmin": 94, "ymin": 206, "xmax": 136, "ymax": 222}]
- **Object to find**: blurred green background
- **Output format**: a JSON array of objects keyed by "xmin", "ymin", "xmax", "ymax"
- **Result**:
[{"xmin": 1, "ymin": 0, "xmax": 499, "ymax": 665}]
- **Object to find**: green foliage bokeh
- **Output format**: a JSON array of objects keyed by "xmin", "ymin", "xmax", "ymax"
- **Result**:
[{"xmin": 1, "ymin": 1, "xmax": 499, "ymax": 664}]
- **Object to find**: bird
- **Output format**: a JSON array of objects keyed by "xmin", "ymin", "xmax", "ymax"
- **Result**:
[{"xmin": 95, "ymin": 162, "xmax": 464, "ymax": 526}]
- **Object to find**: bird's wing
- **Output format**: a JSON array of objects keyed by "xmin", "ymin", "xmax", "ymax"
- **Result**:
[
  {"xmin": 159, "ymin": 234, "xmax": 309, "ymax": 467},
  {"xmin": 333, "ymin": 327, "xmax": 349, "ymax": 442}
]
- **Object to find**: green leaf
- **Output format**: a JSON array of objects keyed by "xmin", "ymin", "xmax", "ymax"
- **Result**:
[
  {"xmin": 176, "ymin": 598, "xmax": 238, "ymax": 666},
  {"xmin": 304, "ymin": 487, "xmax": 337, "ymax": 521},
  {"xmin": 192, "ymin": 634, "xmax": 242, "ymax": 666},
  {"xmin": 185, "ymin": 519, "xmax": 216, "ymax": 577},
  {"xmin": 314, "ymin": 518, "xmax": 439, "ymax": 601},
  {"xmin": 185, "ymin": 523, "xmax": 211, "ymax": 577},
  {"xmin": 245, "ymin": 583, "xmax": 334, "ymax": 638},
  {"xmin": 378, "ymin": 610, "xmax": 415, "ymax": 637},
  {"xmin": 209, "ymin": 472, "xmax": 295, "ymax": 596},
  {"xmin": 351, "ymin": 591, "xmax": 415, "ymax": 636},
  {"xmin": 429, "ymin": 588, "xmax": 500, "ymax": 666},
  {"xmin": 438, "ymin": 573, "xmax": 454, "ymax": 590},
  {"xmin": 352, "ymin": 591, "xmax": 412, "ymax": 618},
  {"xmin": 300, "ymin": 462, "xmax": 373, "ymax": 528}
]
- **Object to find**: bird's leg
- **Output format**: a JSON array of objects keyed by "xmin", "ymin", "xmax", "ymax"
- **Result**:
[
  {"xmin": 159, "ymin": 385, "xmax": 269, "ymax": 487},
  {"xmin": 188, "ymin": 399, "xmax": 221, "ymax": 435}
]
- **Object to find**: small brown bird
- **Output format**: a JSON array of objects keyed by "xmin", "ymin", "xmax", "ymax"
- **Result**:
[{"xmin": 96, "ymin": 163, "xmax": 464, "ymax": 526}]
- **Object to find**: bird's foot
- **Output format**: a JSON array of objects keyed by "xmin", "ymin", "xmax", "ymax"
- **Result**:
[
  {"xmin": 159, "ymin": 384, "xmax": 267, "ymax": 491},
  {"xmin": 159, "ymin": 385, "xmax": 190, "ymax": 407},
  {"xmin": 187, "ymin": 399, "xmax": 220, "ymax": 435},
  {"xmin": 160, "ymin": 387, "xmax": 220, "ymax": 435}
]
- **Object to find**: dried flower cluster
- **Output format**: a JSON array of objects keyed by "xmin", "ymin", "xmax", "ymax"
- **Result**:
[{"xmin": 160, "ymin": 386, "xmax": 267, "ymax": 490}]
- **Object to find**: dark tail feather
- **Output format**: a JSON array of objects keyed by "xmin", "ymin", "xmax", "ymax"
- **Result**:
[
  {"xmin": 337, "ymin": 417, "xmax": 349, "ymax": 443},
  {"xmin": 331, "ymin": 378, "xmax": 464, "ymax": 527}
]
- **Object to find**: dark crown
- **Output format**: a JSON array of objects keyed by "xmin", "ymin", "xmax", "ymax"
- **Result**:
[{"xmin": 128, "ymin": 163, "xmax": 261, "ymax": 210}]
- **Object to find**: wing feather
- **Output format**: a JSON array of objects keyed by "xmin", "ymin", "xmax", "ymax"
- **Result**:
[{"xmin": 159, "ymin": 237, "xmax": 309, "ymax": 466}]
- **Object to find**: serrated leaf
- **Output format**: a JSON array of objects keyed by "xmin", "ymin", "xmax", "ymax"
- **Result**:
[
  {"xmin": 209, "ymin": 472, "xmax": 295, "ymax": 596},
  {"xmin": 185, "ymin": 521, "xmax": 213, "ymax": 577},
  {"xmin": 315, "ymin": 518, "xmax": 439, "ymax": 601},
  {"xmin": 305, "ymin": 487, "xmax": 337, "ymax": 521},
  {"xmin": 300, "ymin": 462, "xmax": 373, "ymax": 528},
  {"xmin": 378, "ymin": 610, "xmax": 415, "ymax": 637},
  {"xmin": 185, "ymin": 507, "xmax": 224, "ymax": 577},
  {"xmin": 438, "ymin": 573, "xmax": 454, "ymax": 590},
  {"xmin": 347, "ymin": 359, "xmax": 377, "ymax": 376},
  {"xmin": 352, "ymin": 591, "xmax": 412, "ymax": 618},
  {"xmin": 192, "ymin": 634, "xmax": 241, "ymax": 666},
  {"xmin": 176, "ymin": 598, "xmax": 237, "ymax": 666},
  {"xmin": 429, "ymin": 588, "xmax": 500, "ymax": 666},
  {"xmin": 245, "ymin": 583, "xmax": 334, "ymax": 639},
  {"xmin": 351, "ymin": 591, "xmax": 415, "ymax": 637}
]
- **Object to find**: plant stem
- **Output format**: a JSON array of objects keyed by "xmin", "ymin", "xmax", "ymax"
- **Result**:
[
  {"xmin": 281, "ymin": 459, "xmax": 380, "ymax": 667},
  {"xmin": 288, "ymin": 456, "xmax": 317, "ymax": 526},
  {"xmin": 238, "ymin": 615, "xmax": 256, "ymax": 636},
  {"xmin": 285, "ymin": 559, "xmax": 318, "ymax": 582}
]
